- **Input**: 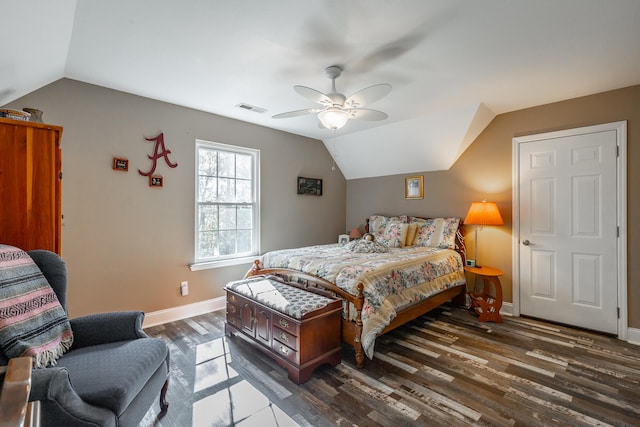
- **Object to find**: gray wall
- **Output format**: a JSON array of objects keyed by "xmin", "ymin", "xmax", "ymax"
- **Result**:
[
  {"xmin": 346, "ymin": 84, "xmax": 640, "ymax": 328},
  {"xmin": 6, "ymin": 78, "xmax": 346, "ymax": 318}
]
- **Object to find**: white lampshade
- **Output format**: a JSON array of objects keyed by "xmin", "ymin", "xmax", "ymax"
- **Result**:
[{"xmin": 318, "ymin": 108, "xmax": 349, "ymax": 130}]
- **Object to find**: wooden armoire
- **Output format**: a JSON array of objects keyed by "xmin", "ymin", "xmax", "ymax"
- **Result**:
[{"xmin": 0, "ymin": 117, "xmax": 63, "ymax": 254}]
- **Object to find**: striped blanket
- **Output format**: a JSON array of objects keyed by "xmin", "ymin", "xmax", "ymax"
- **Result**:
[{"xmin": 0, "ymin": 245, "xmax": 73, "ymax": 368}]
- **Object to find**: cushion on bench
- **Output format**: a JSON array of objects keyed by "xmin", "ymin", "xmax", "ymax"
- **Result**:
[{"xmin": 225, "ymin": 276, "xmax": 335, "ymax": 319}]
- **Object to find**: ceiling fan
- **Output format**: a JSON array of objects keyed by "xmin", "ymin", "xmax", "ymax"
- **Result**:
[{"xmin": 273, "ymin": 65, "xmax": 392, "ymax": 130}]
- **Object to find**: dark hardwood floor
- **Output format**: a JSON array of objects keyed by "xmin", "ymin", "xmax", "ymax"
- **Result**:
[{"xmin": 141, "ymin": 306, "xmax": 640, "ymax": 426}]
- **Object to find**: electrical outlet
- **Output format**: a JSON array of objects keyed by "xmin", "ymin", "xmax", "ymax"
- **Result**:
[{"xmin": 180, "ymin": 281, "xmax": 189, "ymax": 296}]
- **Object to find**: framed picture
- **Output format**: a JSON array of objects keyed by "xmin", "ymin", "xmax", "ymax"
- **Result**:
[
  {"xmin": 149, "ymin": 175, "xmax": 163, "ymax": 187},
  {"xmin": 405, "ymin": 175, "xmax": 424, "ymax": 199},
  {"xmin": 113, "ymin": 157, "xmax": 129, "ymax": 171},
  {"xmin": 297, "ymin": 176, "xmax": 323, "ymax": 196},
  {"xmin": 338, "ymin": 234, "xmax": 349, "ymax": 244}
]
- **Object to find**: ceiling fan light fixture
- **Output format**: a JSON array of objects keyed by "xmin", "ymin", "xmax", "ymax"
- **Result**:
[
  {"xmin": 274, "ymin": 65, "xmax": 391, "ymax": 130},
  {"xmin": 318, "ymin": 108, "xmax": 349, "ymax": 130}
]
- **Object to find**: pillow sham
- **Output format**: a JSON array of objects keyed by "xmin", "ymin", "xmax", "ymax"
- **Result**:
[
  {"xmin": 367, "ymin": 214, "xmax": 407, "ymax": 235},
  {"xmin": 411, "ymin": 217, "xmax": 460, "ymax": 249},
  {"xmin": 376, "ymin": 221, "xmax": 409, "ymax": 248},
  {"xmin": 368, "ymin": 216, "xmax": 410, "ymax": 248}
]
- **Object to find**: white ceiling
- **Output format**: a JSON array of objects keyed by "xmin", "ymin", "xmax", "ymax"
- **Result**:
[{"xmin": 2, "ymin": 0, "xmax": 640, "ymax": 179}]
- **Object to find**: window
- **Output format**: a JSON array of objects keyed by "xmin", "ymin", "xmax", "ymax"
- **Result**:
[{"xmin": 193, "ymin": 140, "xmax": 259, "ymax": 268}]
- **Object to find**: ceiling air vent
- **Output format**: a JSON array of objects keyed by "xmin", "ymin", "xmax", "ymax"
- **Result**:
[{"xmin": 236, "ymin": 103, "xmax": 267, "ymax": 114}]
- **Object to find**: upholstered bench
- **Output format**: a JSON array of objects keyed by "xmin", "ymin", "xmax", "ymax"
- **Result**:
[{"xmin": 224, "ymin": 275, "xmax": 342, "ymax": 384}]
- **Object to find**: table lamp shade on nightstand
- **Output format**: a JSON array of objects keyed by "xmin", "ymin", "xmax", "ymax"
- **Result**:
[
  {"xmin": 464, "ymin": 200, "xmax": 504, "ymax": 267},
  {"xmin": 349, "ymin": 227, "xmax": 363, "ymax": 239}
]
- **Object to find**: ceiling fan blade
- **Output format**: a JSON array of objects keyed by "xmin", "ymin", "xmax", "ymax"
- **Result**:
[
  {"xmin": 294, "ymin": 85, "xmax": 332, "ymax": 106},
  {"xmin": 345, "ymin": 84, "xmax": 392, "ymax": 108},
  {"xmin": 348, "ymin": 108, "xmax": 388, "ymax": 121},
  {"xmin": 272, "ymin": 108, "xmax": 320, "ymax": 119}
]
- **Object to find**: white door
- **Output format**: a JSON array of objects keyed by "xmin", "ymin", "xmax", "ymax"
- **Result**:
[{"xmin": 517, "ymin": 125, "xmax": 620, "ymax": 334}]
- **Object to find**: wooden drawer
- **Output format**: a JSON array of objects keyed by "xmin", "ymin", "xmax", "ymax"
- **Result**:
[
  {"xmin": 227, "ymin": 293, "xmax": 240, "ymax": 305},
  {"xmin": 226, "ymin": 313, "xmax": 240, "ymax": 329},
  {"xmin": 273, "ymin": 326, "xmax": 298, "ymax": 351},
  {"xmin": 226, "ymin": 298, "xmax": 241, "ymax": 328},
  {"xmin": 226, "ymin": 301, "xmax": 239, "ymax": 317},
  {"xmin": 272, "ymin": 312, "xmax": 299, "ymax": 337},
  {"xmin": 272, "ymin": 339, "xmax": 298, "ymax": 364}
]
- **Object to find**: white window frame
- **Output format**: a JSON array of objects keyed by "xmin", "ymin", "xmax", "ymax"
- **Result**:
[{"xmin": 190, "ymin": 140, "xmax": 260, "ymax": 271}]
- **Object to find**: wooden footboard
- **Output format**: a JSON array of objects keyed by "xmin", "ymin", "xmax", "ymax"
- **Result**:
[{"xmin": 245, "ymin": 260, "xmax": 465, "ymax": 368}]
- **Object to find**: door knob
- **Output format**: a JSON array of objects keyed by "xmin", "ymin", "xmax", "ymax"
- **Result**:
[{"xmin": 522, "ymin": 239, "xmax": 531, "ymax": 246}]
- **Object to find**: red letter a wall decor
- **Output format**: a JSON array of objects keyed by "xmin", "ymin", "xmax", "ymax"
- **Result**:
[{"xmin": 138, "ymin": 133, "xmax": 178, "ymax": 176}]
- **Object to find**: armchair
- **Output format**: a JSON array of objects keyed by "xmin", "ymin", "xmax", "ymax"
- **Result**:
[{"xmin": 0, "ymin": 250, "xmax": 170, "ymax": 427}]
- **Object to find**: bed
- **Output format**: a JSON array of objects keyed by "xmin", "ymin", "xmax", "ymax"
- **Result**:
[{"xmin": 245, "ymin": 215, "xmax": 467, "ymax": 368}]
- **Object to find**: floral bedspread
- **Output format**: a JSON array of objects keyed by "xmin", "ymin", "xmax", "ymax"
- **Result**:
[{"xmin": 261, "ymin": 244, "xmax": 466, "ymax": 358}]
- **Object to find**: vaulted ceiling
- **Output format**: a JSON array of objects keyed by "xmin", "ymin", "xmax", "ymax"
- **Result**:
[{"xmin": 2, "ymin": 0, "xmax": 640, "ymax": 179}]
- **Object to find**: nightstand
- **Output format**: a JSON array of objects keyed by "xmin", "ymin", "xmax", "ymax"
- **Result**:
[{"xmin": 464, "ymin": 265, "xmax": 503, "ymax": 323}]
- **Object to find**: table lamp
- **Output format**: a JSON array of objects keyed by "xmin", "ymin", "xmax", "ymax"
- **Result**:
[
  {"xmin": 349, "ymin": 227, "xmax": 363, "ymax": 239},
  {"xmin": 464, "ymin": 200, "xmax": 504, "ymax": 267}
]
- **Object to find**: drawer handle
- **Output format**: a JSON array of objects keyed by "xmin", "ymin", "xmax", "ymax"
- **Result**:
[
  {"xmin": 279, "ymin": 331, "xmax": 288, "ymax": 342},
  {"xmin": 228, "ymin": 305, "xmax": 236, "ymax": 313},
  {"xmin": 229, "ymin": 295, "xmax": 236, "ymax": 303},
  {"xmin": 279, "ymin": 345, "xmax": 289, "ymax": 355},
  {"xmin": 279, "ymin": 319, "xmax": 289, "ymax": 328}
]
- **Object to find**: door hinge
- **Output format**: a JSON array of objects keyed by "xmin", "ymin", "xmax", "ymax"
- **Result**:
[
  {"xmin": 617, "ymin": 226, "xmax": 620, "ymax": 238},
  {"xmin": 617, "ymin": 145, "xmax": 620, "ymax": 157},
  {"xmin": 59, "ymin": 172, "xmax": 63, "ymax": 180},
  {"xmin": 617, "ymin": 307, "xmax": 620, "ymax": 319}
]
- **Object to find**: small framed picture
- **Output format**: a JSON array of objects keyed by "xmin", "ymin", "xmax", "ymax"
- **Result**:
[
  {"xmin": 149, "ymin": 175, "xmax": 163, "ymax": 187},
  {"xmin": 338, "ymin": 234, "xmax": 349, "ymax": 244},
  {"xmin": 113, "ymin": 157, "xmax": 129, "ymax": 171},
  {"xmin": 297, "ymin": 176, "xmax": 323, "ymax": 196},
  {"xmin": 405, "ymin": 175, "xmax": 424, "ymax": 199}
]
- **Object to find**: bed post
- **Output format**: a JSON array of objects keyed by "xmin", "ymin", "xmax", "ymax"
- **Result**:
[
  {"xmin": 353, "ymin": 282, "xmax": 365, "ymax": 369},
  {"xmin": 455, "ymin": 229, "xmax": 466, "ymax": 264},
  {"xmin": 246, "ymin": 259, "xmax": 263, "ymax": 277}
]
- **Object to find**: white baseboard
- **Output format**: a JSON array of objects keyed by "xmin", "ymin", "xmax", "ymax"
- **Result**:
[
  {"xmin": 143, "ymin": 297, "xmax": 226, "ymax": 328},
  {"xmin": 500, "ymin": 301, "xmax": 513, "ymax": 317},
  {"xmin": 627, "ymin": 327, "xmax": 640, "ymax": 346}
]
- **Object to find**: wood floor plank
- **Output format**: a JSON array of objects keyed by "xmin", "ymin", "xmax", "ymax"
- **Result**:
[{"xmin": 143, "ymin": 306, "xmax": 640, "ymax": 426}]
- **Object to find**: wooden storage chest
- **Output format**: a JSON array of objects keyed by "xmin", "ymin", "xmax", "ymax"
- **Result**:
[{"xmin": 224, "ymin": 276, "xmax": 342, "ymax": 384}]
